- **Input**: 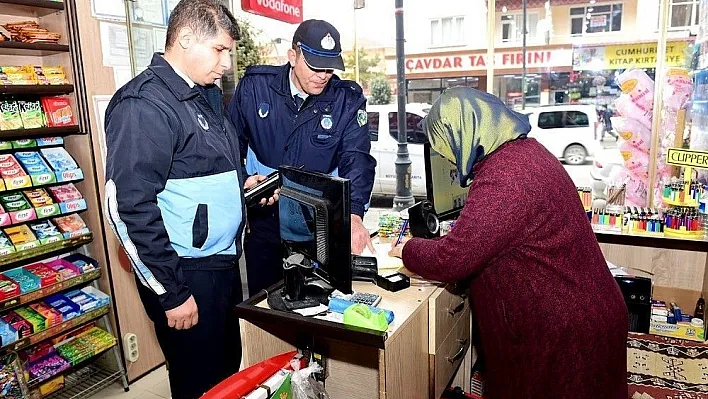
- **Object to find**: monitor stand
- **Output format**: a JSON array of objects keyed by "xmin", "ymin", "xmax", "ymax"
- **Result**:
[{"xmin": 278, "ymin": 253, "xmax": 333, "ymax": 311}]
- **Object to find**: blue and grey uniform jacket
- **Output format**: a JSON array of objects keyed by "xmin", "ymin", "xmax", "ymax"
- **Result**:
[{"xmin": 104, "ymin": 54, "xmax": 246, "ymax": 310}]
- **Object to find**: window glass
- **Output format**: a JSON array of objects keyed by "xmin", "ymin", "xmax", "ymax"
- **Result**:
[
  {"xmin": 388, "ymin": 112, "xmax": 428, "ymax": 144},
  {"xmin": 368, "ymin": 112, "xmax": 379, "ymax": 142}
]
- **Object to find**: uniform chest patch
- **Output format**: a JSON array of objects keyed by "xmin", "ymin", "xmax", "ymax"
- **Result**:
[
  {"xmin": 357, "ymin": 109, "xmax": 367, "ymax": 127},
  {"xmin": 258, "ymin": 103, "xmax": 270, "ymax": 118},
  {"xmin": 197, "ymin": 114, "xmax": 209, "ymax": 131},
  {"xmin": 321, "ymin": 115, "xmax": 333, "ymax": 130}
]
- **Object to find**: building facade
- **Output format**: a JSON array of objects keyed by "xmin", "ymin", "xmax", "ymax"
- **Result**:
[{"xmin": 386, "ymin": 0, "xmax": 697, "ymax": 107}]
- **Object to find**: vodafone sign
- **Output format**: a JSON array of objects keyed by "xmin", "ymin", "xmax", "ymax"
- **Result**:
[{"xmin": 241, "ymin": 0, "xmax": 303, "ymax": 24}]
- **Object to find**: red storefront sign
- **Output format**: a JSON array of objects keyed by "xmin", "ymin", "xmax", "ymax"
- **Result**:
[
  {"xmin": 401, "ymin": 49, "xmax": 572, "ymax": 74},
  {"xmin": 241, "ymin": 0, "xmax": 303, "ymax": 24}
]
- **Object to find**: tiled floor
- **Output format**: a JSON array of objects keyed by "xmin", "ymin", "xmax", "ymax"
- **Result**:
[{"xmin": 89, "ymin": 366, "xmax": 170, "ymax": 399}]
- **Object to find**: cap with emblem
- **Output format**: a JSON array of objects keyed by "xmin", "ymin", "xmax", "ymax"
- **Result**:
[{"xmin": 293, "ymin": 19, "xmax": 345, "ymax": 71}]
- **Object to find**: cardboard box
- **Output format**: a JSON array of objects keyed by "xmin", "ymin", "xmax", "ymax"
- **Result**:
[{"xmin": 650, "ymin": 321, "xmax": 706, "ymax": 342}]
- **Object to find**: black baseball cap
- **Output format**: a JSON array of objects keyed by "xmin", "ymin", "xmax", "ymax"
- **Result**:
[{"xmin": 293, "ymin": 19, "xmax": 345, "ymax": 71}]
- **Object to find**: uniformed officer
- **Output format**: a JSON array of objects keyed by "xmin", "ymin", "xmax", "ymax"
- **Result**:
[
  {"xmin": 229, "ymin": 19, "xmax": 376, "ymax": 296},
  {"xmin": 105, "ymin": 1, "xmax": 251, "ymax": 398}
]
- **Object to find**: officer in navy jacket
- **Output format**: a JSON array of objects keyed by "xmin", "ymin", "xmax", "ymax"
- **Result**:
[
  {"xmin": 103, "ymin": 2, "xmax": 250, "ymax": 398},
  {"xmin": 229, "ymin": 19, "xmax": 376, "ymax": 296}
]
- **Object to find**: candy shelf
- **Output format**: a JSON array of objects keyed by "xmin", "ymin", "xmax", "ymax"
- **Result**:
[
  {"xmin": 0, "ymin": 304, "xmax": 109, "ymax": 352},
  {"xmin": 0, "ymin": 169, "xmax": 84, "ymax": 195},
  {"xmin": 0, "ymin": 41, "xmax": 70, "ymax": 56},
  {"xmin": 27, "ymin": 343, "xmax": 117, "ymax": 388},
  {"xmin": 46, "ymin": 363, "xmax": 126, "ymax": 399},
  {"xmin": 0, "ymin": 0, "xmax": 64, "ymax": 16},
  {"xmin": 0, "ymin": 233, "xmax": 91, "ymax": 270},
  {"xmin": 0, "ymin": 85, "xmax": 74, "ymax": 96},
  {"xmin": 0, "ymin": 268, "xmax": 100, "ymax": 312},
  {"xmin": 0, "ymin": 126, "xmax": 82, "ymax": 140},
  {"xmin": 0, "ymin": 197, "xmax": 88, "ymax": 229}
]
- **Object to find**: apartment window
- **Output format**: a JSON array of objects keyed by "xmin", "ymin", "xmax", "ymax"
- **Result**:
[
  {"xmin": 501, "ymin": 13, "xmax": 539, "ymax": 42},
  {"xmin": 670, "ymin": 0, "xmax": 699, "ymax": 28},
  {"xmin": 570, "ymin": 3, "xmax": 622, "ymax": 35},
  {"xmin": 430, "ymin": 16, "xmax": 464, "ymax": 46}
]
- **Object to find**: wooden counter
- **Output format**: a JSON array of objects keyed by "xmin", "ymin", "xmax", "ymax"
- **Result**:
[{"xmin": 236, "ymin": 280, "xmax": 472, "ymax": 399}]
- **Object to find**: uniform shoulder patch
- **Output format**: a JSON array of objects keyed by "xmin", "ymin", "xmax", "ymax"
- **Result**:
[
  {"xmin": 333, "ymin": 79, "xmax": 363, "ymax": 95},
  {"xmin": 357, "ymin": 109, "xmax": 367, "ymax": 127},
  {"xmin": 244, "ymin": 65, "xmax": 281, "ymax": 76}
]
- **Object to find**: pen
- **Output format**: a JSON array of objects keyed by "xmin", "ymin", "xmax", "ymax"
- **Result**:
[{"xmin": 395, "ymin": 219, "xmax": 409, "ymax": 246}]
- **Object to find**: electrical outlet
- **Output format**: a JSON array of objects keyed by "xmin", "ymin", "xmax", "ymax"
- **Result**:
[{"xmin": 123, "ymin": 333, "xmax": 139, "ymax": 362}]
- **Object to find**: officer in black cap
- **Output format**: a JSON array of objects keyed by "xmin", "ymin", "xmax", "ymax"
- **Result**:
[{"xmin": 229, "ymin": 19, "xmax": 376, "ymax": 297}]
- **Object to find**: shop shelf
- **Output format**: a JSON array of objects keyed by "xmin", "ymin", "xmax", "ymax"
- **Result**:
[
  {"xmin": 0, "ymin": 168, "xmax": 85, "ymax": 198},
  {"xmin": 28, "ymin": 343, "xmax": 117, "ymax": 388},
  {"xmin": 595, "ymin": 231, "xmax": 708, "ymax": 252},
  {"xmin": 0, "ymin": 84, "xmax": 74, "ymax": 96},
  {"xmin": 0, "ymin": 41, "xmax": 69, "ymax": 56},
  {"xmin": 0, "ymin": 268, "xmax": 100, "ymax": 312},
  {"xmin": 0, "ymin": 233, "xmax": 92, "ymax": 270},
  {"xmin": 0, "ymin": 125, "xmax": 82, "ymax": 140},
  {"xmin": 46, "ymin": 363, "xmax": 126, "ymax": 399},
  {"xmin": 0, "ymin": 198, "xmax": 88, "ymax": 231},
  {"xmin": 0, "ymin": 0, "xmax": 64, "ymax": 17},
  {"xmin": 0, "ymin": 304, "xmax": 109, "ymax": 352}
]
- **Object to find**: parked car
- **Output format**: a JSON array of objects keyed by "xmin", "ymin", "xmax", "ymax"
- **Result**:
[
  {"xmin": 523, "ymin": 104, "xmax": 602, "ymax": 165},
  {"xmin": 367, "ymin": 103, "xmax": 430, "ymax": 198}
]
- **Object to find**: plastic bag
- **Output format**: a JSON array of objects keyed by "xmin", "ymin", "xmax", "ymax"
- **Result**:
[
  {"xmin": 663, "ymin": 68, "xmax": 693, "ymax": 111},
  {"xmin": 616, "ymin": 69, "xmax": 655, "ymax": 113},
  {"xmin": 615, "ymin": 94, "xmax": 653, "ymax": 129},
  {"xmin": 291, "ymin": 362, "xmax": 330, "ymax": 399}
]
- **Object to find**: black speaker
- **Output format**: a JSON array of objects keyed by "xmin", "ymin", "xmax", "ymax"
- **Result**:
[
  {"xmin": 614, "ymin": 276, "xmax": 652, "ymax": 333},
  {"xmin": 408, "ymin": 200, "xmax": 440, "ymax": 238}
]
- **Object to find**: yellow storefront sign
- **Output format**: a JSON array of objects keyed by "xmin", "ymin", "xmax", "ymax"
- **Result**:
[
  {"xmin": 606, "ymin": 42, "xmax": 688, "ymax": 69},
  {"xmin": 573, "ymin": 41, "xmax": 689, "ymax": 70},
  {"xmin": 666, "ymin": 148, "xmax": 708, "ymax": 168}
]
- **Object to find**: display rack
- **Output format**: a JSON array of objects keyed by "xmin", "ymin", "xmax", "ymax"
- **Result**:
[
  {"xmin": 47, "ymin": 363, "xmax": 125, "ymax": 399},
  {"xmin": 0, "ymin": 0, "xmax": 128, "ymax": 396}
]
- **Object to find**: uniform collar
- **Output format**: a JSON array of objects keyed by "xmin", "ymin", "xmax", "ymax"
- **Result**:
[
  {"xmin": 289, "ymin": 68, "xmax": 308, "ymax": 101},
  {"xmin": 147, "ymin": 53, "xmax": 200, "ymax": 101},
  {"xmin": 167, "ymin": 58, "xmax": 196, "ymax": 88}
]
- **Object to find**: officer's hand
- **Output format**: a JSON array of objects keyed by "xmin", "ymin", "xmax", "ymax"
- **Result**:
[
  {"xmin": 351, "ymin": 215, "xmax": 374, "ymax": 255},
  {"xmin": 244, "ymin": 175, "xmax": 280, "ymax": 206},
  {"xmin": 165, "ymin": 295, "xmax": 199, "ymax": 330}
]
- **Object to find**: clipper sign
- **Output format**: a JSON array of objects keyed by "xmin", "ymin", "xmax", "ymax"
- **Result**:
[{"xmin": 241, "ymin": 0, "xmax": 303, "ymax": 24}]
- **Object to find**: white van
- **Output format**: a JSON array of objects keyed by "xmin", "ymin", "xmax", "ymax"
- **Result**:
[
  {"xmin": 367, "ymin": 103, "xmax": 430, "ymax": 198},
  {"xmin": 523, "ymin": 104, "xmax": 601, "ymax": 165}
]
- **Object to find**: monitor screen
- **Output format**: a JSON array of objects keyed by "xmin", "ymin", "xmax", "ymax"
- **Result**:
[
  {"xmin": 278, "ymin": 165, "xmax": 352, "ymax": 294},
  {"xmin": 424, "ymin": 144, "xmax": 470, "ymax": 220}
]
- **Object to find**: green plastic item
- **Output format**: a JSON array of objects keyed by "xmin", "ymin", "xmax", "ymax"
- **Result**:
[
  {"xmin": 343, "ymin": 303, "xmax": 390, "ymax": 332},
  {"xmin": 269, "ymin": 372, "xmax": 292, "ymax": 399}
]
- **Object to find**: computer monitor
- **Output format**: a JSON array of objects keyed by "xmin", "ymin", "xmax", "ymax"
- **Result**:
[
  {"xmin": 424, "ymin": 144, "xmax": 470, "ymax": 221},
  {"xmin": 277, "ymin": 165, "xmax": 352, "ymax": 310}
]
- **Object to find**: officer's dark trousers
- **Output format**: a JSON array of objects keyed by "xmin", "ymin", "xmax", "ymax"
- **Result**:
[{"xmin": 136, "ymin": 256, "xmax": 242, "ymax": 399}]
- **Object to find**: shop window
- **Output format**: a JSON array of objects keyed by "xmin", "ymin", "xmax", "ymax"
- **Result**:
[
  {"xmin": 430, "ymin": 16, "xmax": 465, "ymax": 47},
  {"xmin": 669, "ymin": 0, "xmax": 699, "ymax": 29},
  {"xmin": 408, "ymin": 79, "xmax": 443, "ymax": 90},
  {"xmin": 388, "ymin": 112, "xmax": 428, "ymax": 144},
  {"xmin": 501, "ymin": 13, "xmax": 539, "ymax": 43},
  {"xmin": 368, "ymin": 112, "xmax": 379, "ymax": 142},
  {"xmin": 570, "ymin": 4, "xmax": 622, "ymax": 35}
]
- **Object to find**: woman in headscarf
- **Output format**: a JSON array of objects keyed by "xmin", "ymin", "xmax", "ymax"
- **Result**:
[{"xmin": 389, "ymin": 87, "xmax": 628, "ymax": 399}]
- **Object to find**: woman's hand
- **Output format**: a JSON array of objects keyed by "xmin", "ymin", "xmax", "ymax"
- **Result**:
[{"xmin": 388, "ymin": 238, "xmax": 410, "ymax": 259}]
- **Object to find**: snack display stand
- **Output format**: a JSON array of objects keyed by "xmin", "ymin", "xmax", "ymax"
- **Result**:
[{"xmin": 0, "ymin": 0, "xmax": 128, "ymax": 397}]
